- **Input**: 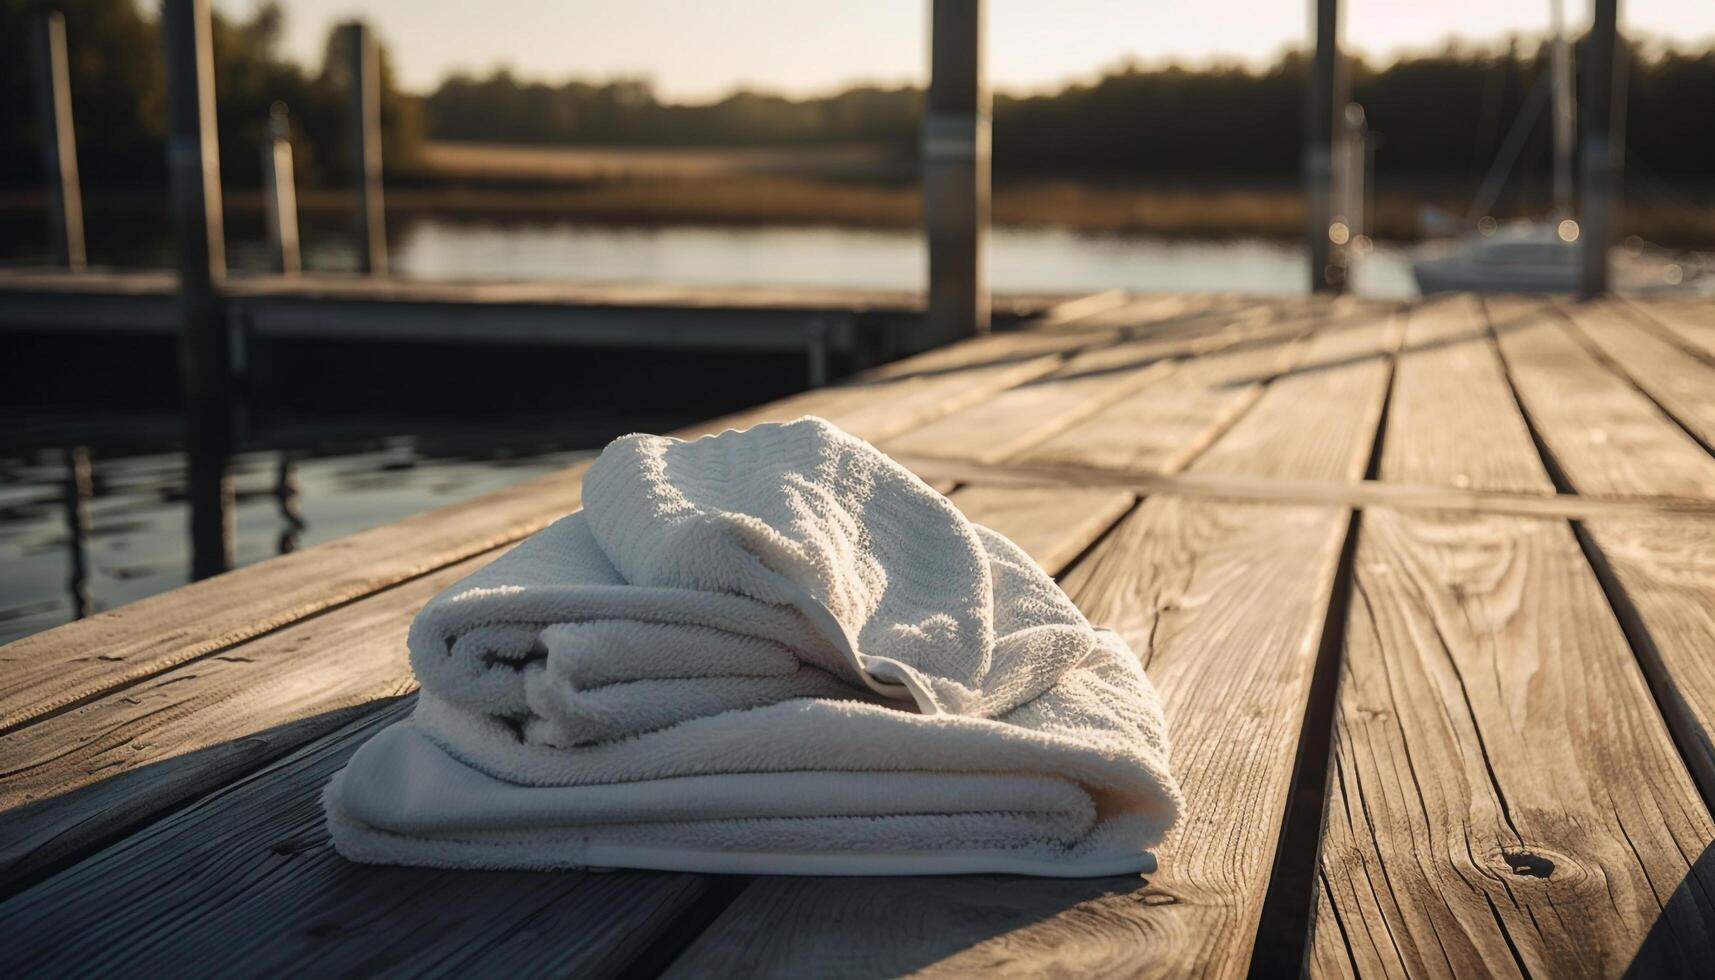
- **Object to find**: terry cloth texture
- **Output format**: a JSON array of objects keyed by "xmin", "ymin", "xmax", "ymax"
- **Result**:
[{"xmin": 324, "ymin": 416, "xmax": 1181, "ymax": 877}]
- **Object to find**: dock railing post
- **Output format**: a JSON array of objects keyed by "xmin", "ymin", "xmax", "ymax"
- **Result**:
[
  {"xmin": 261, "ymin": 102, "xmax": 302, "ymax": 275},
  {"xmin": 1579, "ymin": 0, "xmax": 1622, "ymax": 298},
  {"xmin": 1306, "ymin": 0, "xmax": 1344, "ymax": 293},
  {"xmin": 344, "ymin": 21, "xmax": 388, "ymax": 276},
  {"xmin": 28, "ymin": 11, "xmax": 87, "ymax": 272},
  {"xmin": 163, "ymin": 0, "xmax": 234, "ymax": 579},
  {"xmin": 923, "ymin": 0, "xmax": 989, "ymax": 349}
]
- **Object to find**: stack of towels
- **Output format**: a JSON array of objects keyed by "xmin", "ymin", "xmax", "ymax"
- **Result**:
[{"xmin": 323, "ymin": 417, "xmax": 1181, "ymax": 877}]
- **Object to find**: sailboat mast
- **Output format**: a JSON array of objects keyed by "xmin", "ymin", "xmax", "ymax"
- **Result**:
[{"xmin": 1549, "ymin": 0, "xmax": 1575, "ymax": 218}]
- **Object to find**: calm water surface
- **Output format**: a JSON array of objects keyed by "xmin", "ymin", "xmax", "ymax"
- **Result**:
[
  {"xmin": 0, "ymin": 436, "xmax": 611, "ymax": 644},
  {"xmin": 3, "ymin": 220, "xmax": 1415, "ymax": 642},
  {"xmin": 381, "ymin": 220, "xmax": 1418, "ymax": 298}
]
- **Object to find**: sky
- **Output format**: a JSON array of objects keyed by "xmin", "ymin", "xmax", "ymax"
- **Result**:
[{"xmin": 215, "ymin": 0, "xmax": 1715, "ymax": 100}]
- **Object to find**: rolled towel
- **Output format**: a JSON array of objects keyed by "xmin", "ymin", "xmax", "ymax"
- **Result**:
[{"xmin": 324, "ymin": 417, "xmax": 1181, "ymax": 877}]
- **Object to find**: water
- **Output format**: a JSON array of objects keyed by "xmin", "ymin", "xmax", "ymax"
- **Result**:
[
  {"xmin": 0, "ymin": 434, "xmax": 617, "ymax": 645},
  {"xmin": 3, "ymin": 219, "xmax": 1418, "ymax": 643},
  {"xmin": 383, "ymin": 219, "xmax": 1419, "ymax": 298}
]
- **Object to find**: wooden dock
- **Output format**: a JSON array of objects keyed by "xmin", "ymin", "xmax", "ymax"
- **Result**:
[
  {"xmin": 3, "ymin": 293, "xmax": 1715, "ymax": 977},
  {"xmin": 0, "ymin": 269, "xmax": 1097, "ymax": 387}
]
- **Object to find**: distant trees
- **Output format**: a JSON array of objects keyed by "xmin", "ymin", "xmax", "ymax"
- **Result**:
[
  {"xmin": 3, "ymin": 1, "xmax": 1712, "ymax": 190},
  {"xmin": 421, "ymin": 74, "xmax": 920, "ymax": 151},
  {"xmin": 0, "ymin": 0, "xmax": 419, "ymax": 188},
  {"xmin": 416, "ymin": 39, "xmax": 1715, "ymax": 185}
]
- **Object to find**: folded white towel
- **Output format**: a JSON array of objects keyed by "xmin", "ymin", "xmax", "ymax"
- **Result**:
[{"xmin": 324, "ymin": 417, "xmax": 1180, "ymax": 876}]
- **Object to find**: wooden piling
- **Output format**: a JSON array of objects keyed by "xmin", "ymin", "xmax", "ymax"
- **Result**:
[
  {"xmin": 1579, "ymin": 0, "xmax": 1622, "ymax": 297},
  {"xmin": 62, "ymin": 446, "xmax": 93, "ymax": 619},
  {"xmin": 1305, "ymin": 0, "xmax": 1342, "ymax": 292},
  {"xmin": 261, "ymin": 103, "xmax": 302, "ymax": 275},
  {"xmin": 923, "ymin": 0, "xmax": 989, "ymax": 348},
  {"xmin": 27, "ymin": 12, "xmax": 87, "ymax": 272},
  {"xmin": 162, "ymin": 0, "xmax": 234, "ymax": 579},
  {"xmin": 344, "ymin": 22, "xmax": 388, "ymax": 276}
]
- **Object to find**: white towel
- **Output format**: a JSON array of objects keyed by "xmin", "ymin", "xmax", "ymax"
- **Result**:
[{"xmin": 324, "ymin": 417, "xmax": 1180, "ymax": 877}]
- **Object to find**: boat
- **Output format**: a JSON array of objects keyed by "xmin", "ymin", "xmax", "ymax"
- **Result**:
[
  {"xmin": 1414, "ymin": 221, "xmax": 1583, "ymax": 294},
  {"xmin": 1413, "ymin": 0, "xmax": 1582, "ymax": 294}
]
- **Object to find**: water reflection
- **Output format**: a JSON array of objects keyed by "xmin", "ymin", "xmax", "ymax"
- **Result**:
[
  {"xmin": 62, "ymin": 446, "xmax": 92, "ymax": 619},
  {"xmin": 388, "ymin": 220, "xmax": 1420, "ymax": 299},
  {"xmin": 275, "ymin": 454, "xmax": 306, "ymax": 555},
  {"xmin": 0, "ymin": 421, "xmax": 647, "ymax": 645}
]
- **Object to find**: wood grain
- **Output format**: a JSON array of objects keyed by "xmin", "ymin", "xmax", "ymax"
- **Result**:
[
  {"xmin": 1007, "ymin": 310, "xmax": 1316, "ymax": 473},
  {"xmin": 1486, "ymin": 296, "xmax": 1715, "ymax": 500},
  {"xmin": 666, "ymin": 308, "xmax": 1399, "ymax": 978},
  {"xmin": 1381, "ymin": 295, "xmax": 1554, "ymax": 495},
  {"xmin": 1579, "ymin": 513, "xmax": 1715, "ymax": 797},
  {"xmin": 1313, "ymin": 507, "xmax": 1715, "ymax": 977},
  {"xmin": 883, "ymin": 336, "xmax": 1184, "ymax": 463},
  {"xmin": 1188, "ymin": 309, "xmax": 1399, "ymax": 483},
  {"xmin": 0, "ymin": 555, "xmax": 486, "ymax": 891},
  {"xmin": 0, "ymin": 701, "xmax": 721, "ymax": 978},
  {"xmin": 1311, "ymin": 303, "xmax": 1715, "ymax": 977}
]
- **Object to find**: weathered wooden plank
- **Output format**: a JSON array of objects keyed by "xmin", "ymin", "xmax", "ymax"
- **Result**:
[
  {"xmin": 1625, "ymin": 298, "xmax": 1715, "ymax": 363},
  {"xmin": 0, "ymin": 700, "xmax": 722, "ymax": 978},
  {"xmin": 1487, "ymin": 296, "xmax": 1715, "ymax": 500},
  {"xmin": 882, "ymin": 330, "xmax": 1198, "ymax": 464},
  {"xmin": 1490, "ymin": 298, "xmax": 1715, "ymax": 806},
  {"xmin": 1564, "ymin": 299, "xmax": 1715, "ymax": 451},
  {"xmin": 884, "ymin": 300, "xmax": 1320, "ymax": 468},
  {"xmin": 0, "ymin": 313, "xmax": 1123, "ymax": 734},
  {"xmin": 1009, "ymin": 313, "xmax": 1314, "ymax": 473},
  {"xmin": 1381, "ymin": 295, "xmax": 1554, "ymax": 495},
  {"xmin": 665, "ymin": 311, "xmax": 1400, "ymax": 978},
  {"xmin": 1311, "ymin": 301, "xmax": 1715, "ymax": 976},
  {"xmin": 1580, "ymin": 513, "xmax": 1715, "ymax": 795},
  {"xmin": 0, "ymin": 556, "xmax": 484, "ymax": 890},
  {"xmin": 1314, "ymin": 508, "xmax": 1715, "ymax": 977},
  {"xmin": 0, "ymin": 472, "xmax": 1131, "ymax": 975},
  {"xmin": 1187, "ymin": 308, "xmax": 1399, "ymax": 484}
]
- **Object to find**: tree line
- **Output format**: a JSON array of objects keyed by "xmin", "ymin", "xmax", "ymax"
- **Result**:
[
  {"xmin": 3, "ymin": 0, "xmax": 1712, "ymax": 191},
  {"xmin": 0, "ymin": 0, "xmax": 421, "ymax": 189}
]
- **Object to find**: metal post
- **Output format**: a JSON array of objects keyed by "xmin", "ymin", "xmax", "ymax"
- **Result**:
[
  {"xmin": 163, "ymin": 0, "xmax": 234, "ymax": 579},
  {"xmin": 1579, "ymin": 0, "xmax": 1621, "ymax": 298},
  {"xmin": 1306, "ymin": 0, "xmax": 1343, "ymax": 293},
  {"xmin": 28, "ymin": 12, "xmax": 87, "ymax": 272},
  {"xmin": 261, "ymin": 102, "xmax": 302, "ymax": 275},
  {"xmin": 344, "ymin": 22, "xmax": 387, "ymax": 276},
  {"xmin": 1548, "ymin": 0, "xmax": 1576, "ymax": 218},
  {"xmin": 923, "ymin": 0, "xmax": 988, "ymax": 348}
]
